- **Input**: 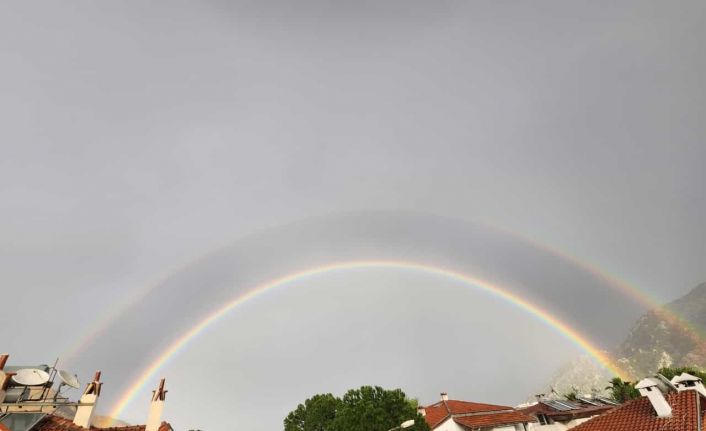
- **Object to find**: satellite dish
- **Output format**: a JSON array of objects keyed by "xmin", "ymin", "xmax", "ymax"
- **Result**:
[
  {"xmin": 12, "ymin": 368, "xmax": 50, "ymax": 386},
  {"xmin": 57, "ymin": 370, "xmax": 80, "ymax": 389}
]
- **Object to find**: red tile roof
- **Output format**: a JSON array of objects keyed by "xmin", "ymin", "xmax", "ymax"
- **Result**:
[
  {"xmin": 520, "ymin": 401, "xmax": 614, "ymax": 420},
  {"xmin": 571, "ymin": 390, "xmax": 706, "ymax": 431},
  {"xmin": 31, "ymin": 415, "xmax": 173, "ymax": 431},
  {"xmin": 444, "ymin": 400, "xmax": 512, "ymax": 414},
  {"xmin": 545, "ymin": 405, "xmax": 613, "ymax": 419},
  {"xmin": 423, "ymin": 404, "xmax": 451, "ymax": 429},
  {"xmin": 423, "ymin": 399, "xmax": 534, "ymax": 429},
  {"xmin": 454, "ymin": 411, "xmax": 536, "ymax": 429}
]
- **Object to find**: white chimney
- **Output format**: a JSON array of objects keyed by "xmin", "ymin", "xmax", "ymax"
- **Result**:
[
  {"xmin": 440, "ymin": 392, "xmax": 448, "ymax": 402},
  {"xmin": 417, "ymin": 405, "xmax": 426, "ymax": 417},
  {"xmin": 73, "ymin": 371, "xmax": 102, "ymax": 428},
  {"xmin": 636, "ymin": 377, "xmax": 672, "ymax": 418},
  {"xmin": 146, "ymin": 378, "xmax": 167, "ymax": 431},
  {"xmin": 671, "ymin": 373, "xmax": 706, "ymax": 397}
]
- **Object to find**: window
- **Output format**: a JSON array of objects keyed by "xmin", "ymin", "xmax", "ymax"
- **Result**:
[{"xmin": 537, "ymin": 414, "xmax": 553, "ymax": 425}]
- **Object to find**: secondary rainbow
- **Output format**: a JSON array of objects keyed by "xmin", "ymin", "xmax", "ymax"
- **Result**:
[
  {"xmin": 109, "ymin": 260, "xmax": 626, "ymax": 420},
  {"xmin": 64, "ymin": 218, "xmax": 702, "ymax": 365},
  {"xmin": 498, "ymin": 227, "xmax": 705, "ymax": 346}
]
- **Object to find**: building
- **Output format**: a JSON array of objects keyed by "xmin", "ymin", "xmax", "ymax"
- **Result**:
[
  {"xmin": 569, "ymin": 373, "xmax": 706, "ymax": 431},
  {"xmin": 420, "ymin": 392, "xmax": 536, "ymax": 431},
  {"xmin": 519, "ymin": 396, "xmax": 617, "ymax": 430},
  {"xmin": 0, "ymin": 354, "xmax": 172, "ymax": 431},
  {"xmin": 0, "ymin": 415, "xmax": 172, "ymax": 431}
]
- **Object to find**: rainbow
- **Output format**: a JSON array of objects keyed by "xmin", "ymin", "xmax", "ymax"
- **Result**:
[
  {"xmin": 109, "ymin": 260, "xmax": 626, "ymax": 420},
  {"xmin": 63, "ymin": 217, "xmax": 703, "ymax": 368},
  {"xmin": 497, "ymin": 227, "xmax": 705, "ymax": 350}
]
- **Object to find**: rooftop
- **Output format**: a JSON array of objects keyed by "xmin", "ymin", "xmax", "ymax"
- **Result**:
[
  {"xmin": 422, "ymin": 394, "xmax": 535, "ymax": 430},
  {"xmin": 570, "ymin": 390, "xmax": 706, "ymax": 431}
]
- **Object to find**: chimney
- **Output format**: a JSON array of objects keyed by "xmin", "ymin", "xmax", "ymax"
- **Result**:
[
  {"xmin": 671, "ymin": 372, "xmax": 706, "ymax": 397},
  {"xmin": 0, "ymin": 372, "xmax": 16, "ymax": 403},
  {"xmin": 417, "ymin": 405, "xmax": 426, "ymax": 417},
  {"xmin": 73, "ymin": 371, "xmax": 102, "ymax": 428},
  {"xmin": 636, "ymin": 377, "xmax": 672, "ymax": 418},
  {"xmin": 440, "ymin": 392, "xmax": 448, "ymax": 402},
  {"xmin": 0, "ymin": 354, "xmax": 11, "ymax": 403},
  {"xmin": 146, "ymin": 378, "xmax": 167, "ymax": 431}
]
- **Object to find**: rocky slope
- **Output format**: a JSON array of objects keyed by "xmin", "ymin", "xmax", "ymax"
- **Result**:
[
  {"xmin": 615, "ymin": 282, "xmax": 706, "ymax": 378},
  {"xmin": 541, "ymin": 354, "xmax": 614, "ymax": 398},
  {"xmin": 542, "ymin": 282, "xmax": 706, "ymax": 396}
]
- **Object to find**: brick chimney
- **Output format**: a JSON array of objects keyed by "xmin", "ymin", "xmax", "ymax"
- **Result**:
[
  {"xmin": 73, "ymin": 371, "xmax": 102, "ymax": 428},
  {"xmin": 636, "ymin": 377, "xmax": 672, "ymax": 418},
  {"xmin": 671, "ymin": 372, "xmax": 706, "ymax": 397},
  {"xmin": 440, "ymin": 392, "xmax": 448, "ymax": 402},
  {"xmin": 146, "ymin": 378, "xmax": 167, "ymax": 431}
]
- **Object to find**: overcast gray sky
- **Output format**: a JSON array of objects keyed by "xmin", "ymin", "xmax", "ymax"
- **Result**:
[{"xmin": 1, "ymin": 1, "xmax": 705, "ymax": 430}]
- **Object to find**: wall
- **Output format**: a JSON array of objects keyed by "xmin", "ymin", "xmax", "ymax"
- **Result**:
[
  {"xmin": 435, "ymin": 418, "xmax": 530, "ymax": 431},
  {"xmin": 434, "ymin": 418, "xmax": 465, "ymax": 431},
  {"xmin": 528, "ymin": 415, "xmax": 598, "ymax": 431}
]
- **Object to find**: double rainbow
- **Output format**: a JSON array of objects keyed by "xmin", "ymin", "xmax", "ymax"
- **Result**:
[{"xmin": 109, "ymin": 260, "xmax": 627, "ymax": 420}]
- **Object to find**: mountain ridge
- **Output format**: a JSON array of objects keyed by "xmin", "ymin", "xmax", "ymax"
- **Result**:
[
  {"xmin": 541, "ymin": 282, "xmax": 706, "ymax": 397},
  {"xmin": 615, "ymin": 281, "xmax": 706, "ymax": 378}
]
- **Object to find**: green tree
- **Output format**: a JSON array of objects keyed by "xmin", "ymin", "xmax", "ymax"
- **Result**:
[
  {"xmin": 657, "ymin": 366, "xmax": 706, "ymax": 382},
  {"xmin": 331, "ymin": 386, "xmax": 429, "ymax": 431},
  {"xmin": 284, "ymin": 393, "xmax": 340, "ymax": 431},
  {"xmin": 605, "ymin": 367, "xmax": 706, "ymax": 404},
  {"xmin": 563, "ymin": 386, "xmax": 579, "ymax": 402},
  {"xmin": 605, "ymin": 377, "xmax": 639, "ymax": 403},
  {"xmin": 283, "ymin": 386, "xmax": 429, "ymax": 431}
]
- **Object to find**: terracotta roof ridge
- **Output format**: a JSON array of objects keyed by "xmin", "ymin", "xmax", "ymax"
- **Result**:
[
  {"xmin": 447, "ymin": 399, "xmax": 515, "ymax": 409},
  {"xmin": 452, "ymin": 408, "xmax": 516, "ymax": 418},
  {"xmin": 452, "ymin": 410, "xmax": 536, "ymax": 428}
]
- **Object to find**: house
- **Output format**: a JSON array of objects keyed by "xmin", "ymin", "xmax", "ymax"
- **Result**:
[
  {"xmin": 420, "ymin": 392, "xmax": 536, "ymax": 431},
  {"xmin": 519, "ymin": 396, "xmax": 617, "ymax": 430},
  {"xmin": 0, "ymin": 354, "xmax": 172, "ymax": 431},
  {"xmin": 569, "ymin": 373, "xmax": 706, "ymax": 431},
  {"xmin": 0, "ymin": 415, "xmax": 172, "ymax": 431}
]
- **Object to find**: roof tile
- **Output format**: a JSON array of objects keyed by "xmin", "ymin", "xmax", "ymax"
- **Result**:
[
  {"xmin": 454, "ymin": 411, "xmax": 536, "ymax": 428},
  {"xmin": 423, "ymin": 399, "xmax": 532, "ymax": 429},
  {"xmin": 571, "ymin": 391, "xmax": 705, "ymax": 431}
]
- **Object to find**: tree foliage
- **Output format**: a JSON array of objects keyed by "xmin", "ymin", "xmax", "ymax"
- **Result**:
[
  {"xmin": 284, "ymin": 386, "xmax": 430, "ymax": 431},
  {"xmin": 657, "ymin": 366, "xmax": 706, "ymax": 382},
  {"xmin": 605, "ymin": 377, "xmax": 639, "ymax": 403},
  {"xmin": 606, "ymin": 366, "xmax": 706, "ymax": 403},
  {"xmin": 562, "ymin": 386, "xmax": 579, "ymax": 402},
  {"xmin": 284, "ymin": 393, "xmax": 340, "ymax": 431}
]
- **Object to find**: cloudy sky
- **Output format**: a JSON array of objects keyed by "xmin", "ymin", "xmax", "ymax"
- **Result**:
[{"xmin": 1, "ymin": 1, "xmax": 704, "ymax": 429}]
